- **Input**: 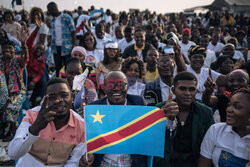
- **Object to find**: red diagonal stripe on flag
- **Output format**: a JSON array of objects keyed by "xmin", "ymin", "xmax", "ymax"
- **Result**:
[{"xmin": 87, "ymin": 109, "xmax": 164, "ymax": 152}]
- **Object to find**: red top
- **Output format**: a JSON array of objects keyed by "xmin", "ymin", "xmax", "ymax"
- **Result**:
[{"xmin": 26, "ymin": 29, "xmax": 45, "ymax": 83}]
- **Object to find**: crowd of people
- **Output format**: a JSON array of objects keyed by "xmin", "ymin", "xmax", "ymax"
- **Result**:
[{"xmin": 0, "ymin": 1, "xmax": 250, "ymax": 167}]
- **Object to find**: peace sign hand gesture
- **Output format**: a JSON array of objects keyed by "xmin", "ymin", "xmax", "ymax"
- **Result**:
[{"xmin": 29, "ymin": 95, "xmax": 57, "ymax": 136}]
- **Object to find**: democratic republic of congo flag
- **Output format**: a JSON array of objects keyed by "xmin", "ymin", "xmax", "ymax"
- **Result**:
[{"xmin": 84, "ymin": 105, "xmax": 166, "ymax": 157}]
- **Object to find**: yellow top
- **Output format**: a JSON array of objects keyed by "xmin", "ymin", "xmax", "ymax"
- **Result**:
[{"xmin": 145, "ymin": 68, "xmax": 160, "ymax": 83}]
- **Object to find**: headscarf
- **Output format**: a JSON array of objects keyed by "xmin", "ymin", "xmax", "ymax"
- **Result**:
[
  {"xmin": 188, "ymin": 45, "xmax": 207, "ymax": 58},
  {"xmin": 229, "ymin": 69, "xmax": 249, "ymax": 81},
  {"xmin": 71, "ymin": 46, "xmax": 87, "ymax": 56}
]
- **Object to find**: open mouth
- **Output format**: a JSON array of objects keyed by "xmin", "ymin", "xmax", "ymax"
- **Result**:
[{"xmin": 112, "ymin": 93, "xmax": 122, "ymax": 98}]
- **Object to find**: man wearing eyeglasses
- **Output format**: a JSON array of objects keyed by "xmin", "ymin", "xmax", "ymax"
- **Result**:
[{"xmin": 79, "ymin": 71, "xmax": 147, "ymax": 166}]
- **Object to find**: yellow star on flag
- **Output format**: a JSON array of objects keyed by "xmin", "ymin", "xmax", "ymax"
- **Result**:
[{"xmin": 91, "ymin": 110, "xmax": 105, "ymax": 124}]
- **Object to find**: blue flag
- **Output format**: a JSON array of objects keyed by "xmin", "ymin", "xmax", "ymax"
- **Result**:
[{"xmin": 84, "ymin": 105, "xmax": 166, "ymax": 157}]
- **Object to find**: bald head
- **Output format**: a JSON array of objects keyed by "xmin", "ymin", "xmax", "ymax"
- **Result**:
[{"xmin": 105, "ymin": 71, "xmax": 127, "ymax": 83}]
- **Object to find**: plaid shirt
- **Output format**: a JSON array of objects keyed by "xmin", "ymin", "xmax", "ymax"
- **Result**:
[
  {"xmin": 50, "ymin": 13, "xmax": 75, "ymax": 56},
  {"xmin": 101, "ymin": 154, "xmax": 132, "ymax": 167}
]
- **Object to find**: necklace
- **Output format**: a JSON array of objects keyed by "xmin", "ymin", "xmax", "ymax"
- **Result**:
[{"xmin": 181, "ymin": 121, "xmax": 185, "ymax": 126}]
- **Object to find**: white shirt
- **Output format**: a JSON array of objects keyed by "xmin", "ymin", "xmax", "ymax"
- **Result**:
[
  {"xmin": 127, "ymin": 81, "xmax": 145, "ymax": 96},
  {"xmin": 219, "ymin": 51, "xmax": 245, "ymax": 61},
  {"xmin": 85, "ymin": 49, "xmax": 104, "ymax": 68},
  {"xmin": 204, "ymin": 49, "xmax": 217, "ymax": 68},
  {"xmin": 76, "ymin": 14, "xmax": 90, "ymax": 36},
  {"xmin": 104, "ymin": 15, "xmax": 112, "ymax": 24},
  {"xmin": 186, "ymin": 65, "xmax": 221, "ymax": 101},
  {"xmin": 207, "ymin": 42, "xmax": 224, "ymax": 53},
  {"xmin": 234, "ymin": 50, "xmax": 245, "ymax": 61},
  {"xmin": 159, "ymin": 78, "xmax": 174, "ymax": 101},
  {"xmin": 55, "ymin": 14, "xmax": 63, "ymax": 46},
  {"xmin": 118, "ymin": 38, "xmax": 135, "ymax": 53},
  {"xmin": 200, "ymin": 123, "xmax": 250, "ymax": 167},
  {"xmin": 112, "ymin": 36, "xmax": 123, "ymax": 43},
  {"xmin": 29, "ymin": 23, "xmax": 49, "ymax": 50},
  {"xmin": 137, "ymin": 49, "xmax": 143, "ymax": 61},
  {"xmin": 158, "ymin": 42, "xmax": 166, "ymax": 51},
  {"xmin": 179, "ymin": 40, "xmax": 196, "ymax": 63},
  {"xmin": 95, "ymin": 35, "xmax": 111, "ymax": 50}
]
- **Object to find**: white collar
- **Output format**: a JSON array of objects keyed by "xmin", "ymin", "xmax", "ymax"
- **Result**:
[
  {"xmin": 159, "ymin": 78, "xmax": 172, "ymax": 89},
  {"xmin": 225, "ymin": 125, "xmax": 250, "ymax": 139}
]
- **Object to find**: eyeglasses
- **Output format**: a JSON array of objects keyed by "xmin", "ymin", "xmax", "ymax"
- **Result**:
[{"xmin": 104, "ymin": 80, "xmax": 128, "ymax": 90}]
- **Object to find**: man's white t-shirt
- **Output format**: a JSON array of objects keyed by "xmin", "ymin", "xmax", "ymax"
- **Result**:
[
  {"xmin": 55, "ymin": 14, "xmax": 63, "ymax": 46},
  {"xmin": 234, "ymin": 50, "xmax": 245, "ymax": 61},
  {"xmin": 200, "ymin": 123, "xmax": 250, "ymax": 167},
  {"xmin": 118, "ymin": 38, "xmax": 135, "ymax": 54},
  {"xmin": 207, "ymin": 42, "xmax": 224, "ymax": 53},
  {"xmin": 186, "ymin": 65, "xmax": 221, "ymax": 101},
  {"xmin": 95, "ymin": 36, "xmax": 111, "ymax": 50},
  {"xmin": 179, "ymin": 40, "xmax": 196, "ymax": 63}
]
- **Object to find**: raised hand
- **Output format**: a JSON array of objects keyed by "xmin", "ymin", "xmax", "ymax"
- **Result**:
[
  {"xmin": 162, "ymin": 91, "xmax": 179, "ymax": 121},
  {"xmin": 29, "ymin": 95, "xmax": 57, "ymax": 136},
  {"xmin": 173, "ymin": 42, "xmax": 181, "ymax": 57},
  {"xmin": 16, "ymin": 28, "xmax": 29, "ymax": 43},
  {"xmin": 35, "ymin": 15, "xmax": 42, "ymax": 29},
  {"xmin": 204, "ymin": 68, "xmax": 216, "ymax": 93}
]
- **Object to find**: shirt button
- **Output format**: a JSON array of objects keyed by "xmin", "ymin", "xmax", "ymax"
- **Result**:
[
  {"xmin": 26, "ymin": 134, "xmax": 28, "ymax": 136},
  {"xmin": 53, "ymin": 138, "xmax": 55, "ymax": 140},
  {"xmin": 23, "ymin": 137, "xmax": 25, "ymax": 140}
]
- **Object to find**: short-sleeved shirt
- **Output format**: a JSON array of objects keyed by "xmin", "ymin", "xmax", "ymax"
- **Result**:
[
  {"xmin": 207, "ymin": 42, "xmax": 224, "ymax": 53},
  {"xmin": 179, "ymin": 40, "xmax": 196, "ymax": 63},
  {"xmin": 200, "ymin": 123, "xmax": 250, "ymax": 167},
  {"xmin": 50, "ymin": 13, "xmax": 75, "ymax": 56},
  {"xmin": 29, "ymin": 23, "xmax": 49, "ymax": 50},
  {"xmin": 186, "ymin": 65, "xmax": 221, "ymax": 101}
]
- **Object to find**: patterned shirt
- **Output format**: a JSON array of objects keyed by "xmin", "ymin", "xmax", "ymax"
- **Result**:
[
  {"xmin": 101, "ymin": 154, "xmax": 132, "ymax": 167},
  {"xmin": 50, "ymin": 13, "xmax": 75, "ymax": 56}
]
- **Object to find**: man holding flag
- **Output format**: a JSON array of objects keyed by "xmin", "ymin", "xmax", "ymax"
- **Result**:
[
  {"xmin": 81, "ymin": 71, "xmax": 148, "ymax": 166},
  {"xmin": 81, "ymin": 70, "xmax": 174, "ymax": 167}
]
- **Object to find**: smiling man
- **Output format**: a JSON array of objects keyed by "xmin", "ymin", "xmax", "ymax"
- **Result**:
[
  {"xmin": 122, "ymin": 28, "xmax": 154, "ymax": 62},
  {"xmin": 85, "ymin": 71, "xmax": 148, "ymax": 166},
  {"xmin": 8, "ymin": 78, "xmax": 85, "ymax": 167},
  {"xmin": 154, "ymin": 72, "xmax": 214, "ymax": 167}
]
